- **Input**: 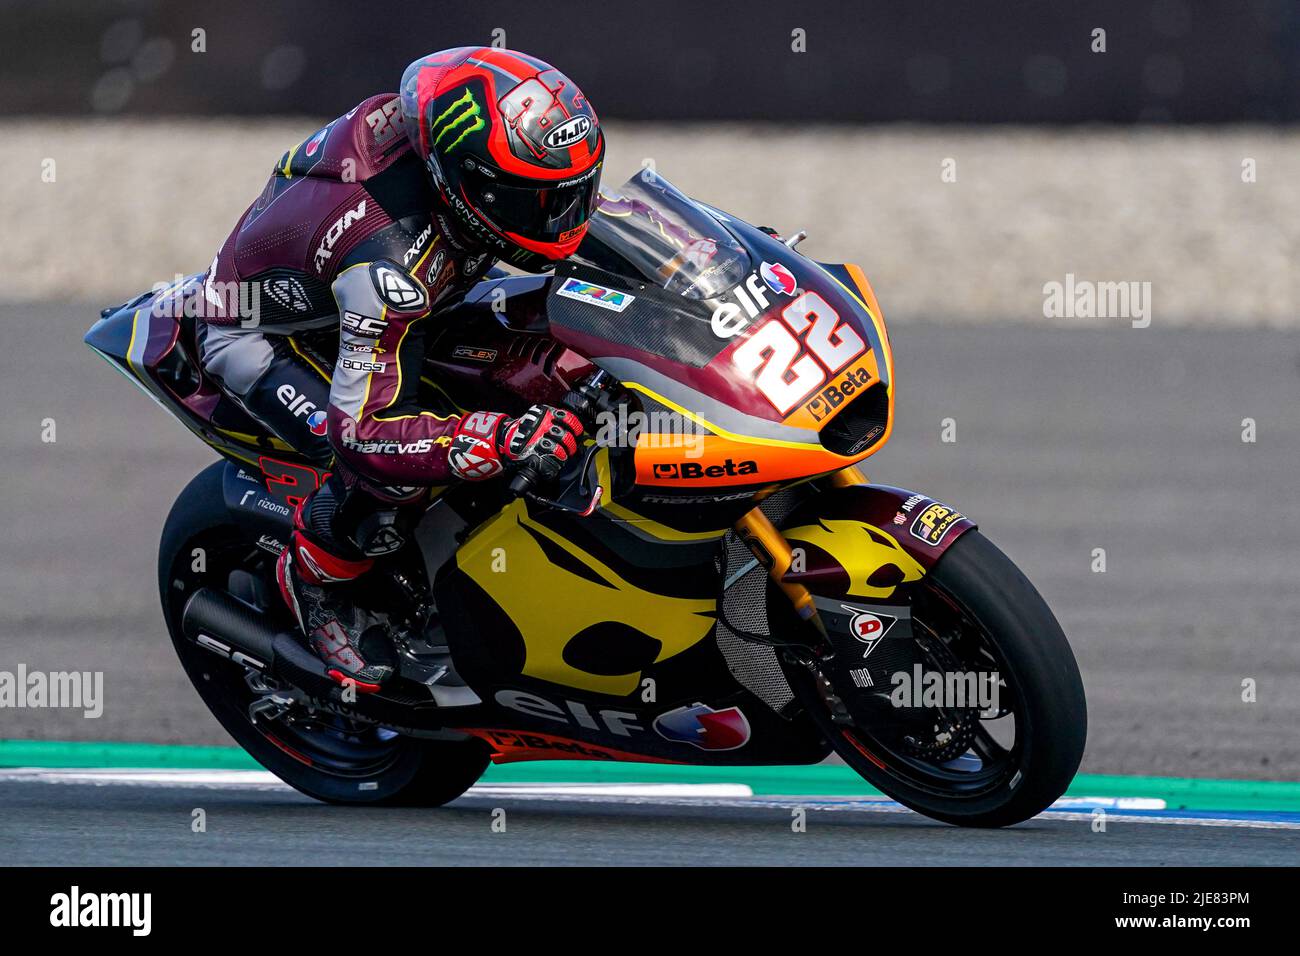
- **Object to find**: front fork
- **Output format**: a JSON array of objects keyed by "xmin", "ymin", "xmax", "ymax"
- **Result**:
[{"xmin": 731, "ymin": 466, "xmax": 868, "ymax": 639}]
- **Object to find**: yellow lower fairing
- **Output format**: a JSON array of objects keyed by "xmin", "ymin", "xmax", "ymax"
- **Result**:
[
  {"xmin": 456, "ymin": 500, "xmax": 715, "ymax": 695},
  {"xmin": 782, "ymin": 518, "xmax": 925, "ymax": 599}
]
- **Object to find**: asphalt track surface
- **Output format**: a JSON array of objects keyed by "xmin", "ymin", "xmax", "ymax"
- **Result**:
[{"xmin": 2, "ymin": 772, "xmax": 1297, "ymax": 866}]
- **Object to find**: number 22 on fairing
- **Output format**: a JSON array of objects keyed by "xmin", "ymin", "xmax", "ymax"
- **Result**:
[{"xmin": 731, "ymin": 291, "xmax": 866, "ymax": 415}]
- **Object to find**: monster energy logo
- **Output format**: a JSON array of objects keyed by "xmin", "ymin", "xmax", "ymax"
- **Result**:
[{"xmin": 431, "ymin": 89, "xmax": 484, "ymax": 153}]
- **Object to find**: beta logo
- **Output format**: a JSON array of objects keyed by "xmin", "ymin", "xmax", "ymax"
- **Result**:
[
  {"xmin": 803, "ymin": 365, "xmax": 873, "ymax": 422},
  {"xmin": 555, "ymin": 277, "xmax": 635, "ymax": 313},
  {"xmin": 651, "ymin": 459, "xmax": 758, "ymax": 480},
  {"xmin": 653, "ymin": 703, "xmax": 751, "ymax": 751},
  {"xmin": 843, "ymin": 606, "xmax": 898, "ymax": 660}
]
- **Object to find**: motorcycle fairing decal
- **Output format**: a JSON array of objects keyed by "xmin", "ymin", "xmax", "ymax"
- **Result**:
[
  {"xmin": 455, "ymin": 500, "xmax": 716, "ymax": 694},
  {"xmin": 813, "ymin": 262, "xmax": 893, "ymax": 389},
  {"xmin": 779, "ymin": 349, "xmax": 882, "ymax": 432},
  {"xmin": 603, "ymin": 359, "xmax": 822, "ymax": 448},
  {"xmin": 548, "ymin": 261, "xmax": 731, "ymax": 369},
  {"xmin": 259, "ymin": 456, "xmax": 329, "ymax": 510},
  {"xmin": 526, "ymin": 506, "xmax": 721, "ymax": 600},
  {"xmin": 780, "ymin": 519, "xmax": 925, "ymax": 600},
  {"xmin": 782, "ymin": 484, "xmax": 978, "ymax": 572},
  {"xmin": 456, "ymin": 727, "xmax": 683, "ymax": 764},
  {"xmin": 591, "ymin": 449, "xmax": 732, "ymax": 543},
  {"xmin": 617, "ymin": 380, "xmax": 870, "ymax": 487},
  {"xmin": 221, "ymin": 462, "xmax": 296, "ymax": 533},
  {"xmin": 653, "ymin": 702, "xmax": 752, "ymax": 751}
]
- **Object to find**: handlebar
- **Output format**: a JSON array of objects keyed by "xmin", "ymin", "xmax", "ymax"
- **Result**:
[
  {"xmin": 506, "ymin": 370, "xmax": 615, "ymax": 502},
  {"xmin": 508, "ymin": 460, "xmax": 542, "ymax": 497}
]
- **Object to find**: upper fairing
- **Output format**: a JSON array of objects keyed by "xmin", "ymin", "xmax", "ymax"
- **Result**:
[{"xmin": 547, "ymin": 172, "xmax": 894, "ymax": 486}]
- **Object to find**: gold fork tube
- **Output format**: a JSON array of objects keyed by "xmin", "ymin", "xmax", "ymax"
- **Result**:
[{"xmin": 733, "ymin": 507, "xmax": 826, "ymax": 636}]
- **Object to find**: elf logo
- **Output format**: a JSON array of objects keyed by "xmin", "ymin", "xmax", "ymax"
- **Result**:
[
  {"xmin": 277, "ymin": 384, "xmax": 321, "ymax": 423},
  {"xmin": 496, "ymin": 689, "xmax": 642, "ymax": 736},
  {"xmin": 710, "ymin": 261, "xmax": 798, "ymax": 338},
  {"xmin": 652, "ymin": 459, "xmax": 759, "ymax": 480}
]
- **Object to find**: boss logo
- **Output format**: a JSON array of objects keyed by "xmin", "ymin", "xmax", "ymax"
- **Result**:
[{"xmin": 340, "ymin": 357, "xmax": 386, "ymax": 373}]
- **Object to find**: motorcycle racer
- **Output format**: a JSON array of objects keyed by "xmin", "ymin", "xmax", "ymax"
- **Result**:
[{"xmin": 195, "ymin": 47, "xmax": 602, "ymax": 690}]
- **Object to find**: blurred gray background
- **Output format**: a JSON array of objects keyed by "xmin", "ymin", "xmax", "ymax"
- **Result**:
[{"xmin": 0, "ymin": 1, "xmax": 1297, "ymax": 780}]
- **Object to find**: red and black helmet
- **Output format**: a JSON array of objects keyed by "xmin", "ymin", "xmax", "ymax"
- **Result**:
[{"xmin": 400, "ymin": 47, "xmax": 605, "ymax": 272}]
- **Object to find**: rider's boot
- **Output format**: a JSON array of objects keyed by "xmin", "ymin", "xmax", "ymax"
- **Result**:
[{"xmin": 274, "ymin": 488, "xmax": 396, "ymax": 693}]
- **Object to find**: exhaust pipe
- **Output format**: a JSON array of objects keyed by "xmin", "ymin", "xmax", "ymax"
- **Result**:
[
  {"xmin": 181, "ymin": 589, "xmax": 337, "ymax": 697},
  {"xmin": 182, "ymin": 589, "xmax": 279, "ymax": 669}
]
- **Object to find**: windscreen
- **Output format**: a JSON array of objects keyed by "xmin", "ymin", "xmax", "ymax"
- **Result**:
[{"xmin": 574, "ymin": 171, "xmax": 751, "ymax": 300}]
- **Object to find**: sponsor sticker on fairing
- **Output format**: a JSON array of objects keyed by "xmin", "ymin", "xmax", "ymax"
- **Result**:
[
  {"xmin": 842, "ymin": 605, "xmax": 898, "ymax": 659},
  {"xmin": 910, "ymin": 503, "xmax": 964, "ymax": 546},
  {"xmin": 555, "ymin": 277, "xmax": 635, "ymax": 313}
]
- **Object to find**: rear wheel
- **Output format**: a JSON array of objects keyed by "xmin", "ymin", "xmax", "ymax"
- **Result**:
[
  {"xmin": 158, "ymin": 463, "xmax": 489, "ymax": 806},
  {"xmin": 782, "ymin": 529, "xmax": 1087, "ymax": 827}
]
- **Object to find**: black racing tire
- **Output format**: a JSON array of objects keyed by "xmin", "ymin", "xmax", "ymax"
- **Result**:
[
  {"xmin": 783, "ymin": 529, "xmax": 1087, "ymax": 828},
  {"xmin": 157, "ymin": 462, "xmax": 490, "ymax": 806}
]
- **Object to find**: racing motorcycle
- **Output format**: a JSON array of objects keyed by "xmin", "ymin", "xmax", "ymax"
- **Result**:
[{"xmin": 86, "ymin": 170, "xmax": 1086, "ymax": 827}]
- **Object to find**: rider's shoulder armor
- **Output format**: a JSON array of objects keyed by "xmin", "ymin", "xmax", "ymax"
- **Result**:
[
  {"xmin": 276, "ymin": 93, "xmax": 414, "ymax": 185},
  {"xmin": 208, "ymin": 94, "xmax": 493, "ymax": 328}
]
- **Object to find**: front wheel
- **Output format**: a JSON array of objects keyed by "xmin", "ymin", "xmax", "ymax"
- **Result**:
[
  {"xmin": 782, "ymin": 530, "xmax": 1087, "ymax": 827},
  {"xmin": 158, "ymin": 463, "xmax": 490, "ymax": 806}
]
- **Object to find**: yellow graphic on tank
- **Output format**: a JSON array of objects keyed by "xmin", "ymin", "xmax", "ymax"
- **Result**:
[
  {"xmin": 782, "ymin": 519, "xmax": 926, "ymax": 598},
  {"xmin": 457, "ymin": 501, "xmax": 716, "ymax": 695}
]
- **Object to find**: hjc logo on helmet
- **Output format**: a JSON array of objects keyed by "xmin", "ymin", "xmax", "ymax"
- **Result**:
[{"xmin": 543, "ymin": 115, "xmax": 592, "ymax": 150}]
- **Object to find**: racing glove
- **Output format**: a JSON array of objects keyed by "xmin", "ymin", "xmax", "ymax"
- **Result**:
[{"xmin": 447, "ymin": 405, "xmax": 583, "ymax": 482}]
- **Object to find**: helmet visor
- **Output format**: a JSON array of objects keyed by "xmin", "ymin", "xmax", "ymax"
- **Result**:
[{"xmin": 463, "ymin": 165, "xmax": 602, "ymax": 243}]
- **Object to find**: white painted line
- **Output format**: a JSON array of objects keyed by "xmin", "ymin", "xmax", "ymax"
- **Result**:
[
  {"xmin": 473, "ymin": 783, "xmax": 754, "ymax": 798},
  {"xmin": 0, "ymin": 768, "xmax": 748, "ymax": 799},
  {"xmin": 0, "ymin": 768, "xmax": 1295, "ymax": 830},
  {"xmin": 1051, "ymin": 796, "xmax": 1167, "ymax": 810},
  {"xmin": 0, "ymin": 768, "xmax": 284, "ymax": 788}
]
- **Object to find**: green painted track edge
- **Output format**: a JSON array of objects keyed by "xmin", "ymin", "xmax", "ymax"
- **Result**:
[{"xmin": 1, "ymin": 740, "xmax": 1297, "ymax": 811}]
